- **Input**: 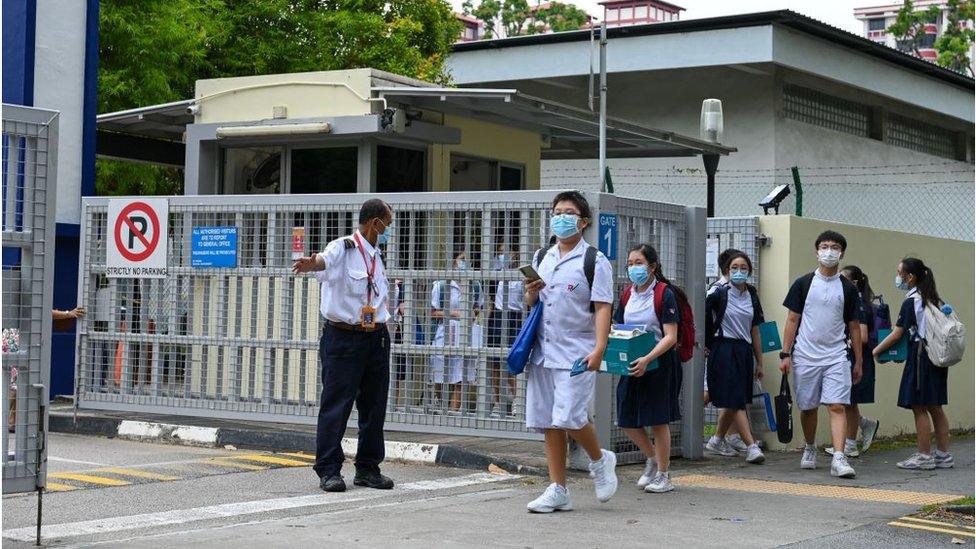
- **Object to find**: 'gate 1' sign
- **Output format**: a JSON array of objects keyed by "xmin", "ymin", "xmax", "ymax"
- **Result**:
[
  {"xmin": 598, "ymin": 213, "xmax": 618, "ymax": 261},
  {"xmin": 106, "ymin": 198, "xmax": 169, "ymax": 278}
]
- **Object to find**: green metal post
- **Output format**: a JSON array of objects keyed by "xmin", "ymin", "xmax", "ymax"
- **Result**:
[{"xmin": 791, "ymin": 166, "xmax": 803, "ymax": 217}]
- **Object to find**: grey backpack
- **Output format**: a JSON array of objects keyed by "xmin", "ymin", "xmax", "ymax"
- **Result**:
[{"xmin": 922, "ymin": 303, "xmax": 965, "ymax": 368}]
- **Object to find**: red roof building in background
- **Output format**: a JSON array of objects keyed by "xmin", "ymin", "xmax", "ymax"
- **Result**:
[{"xmin": 600, "ymin": 0, "xmax": 684, "ymax": 27}]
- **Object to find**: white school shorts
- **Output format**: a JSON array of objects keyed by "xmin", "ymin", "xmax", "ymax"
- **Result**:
[
  {"xmin": 430, "ymin": 323, "xmax": 482, "ymax": 384},
  {"xmin": 793, "ymin": 360, "xmax": 852, "ymax": 411},
  {"xmin": 525, "ymin": 364, "xmax": 596, "ymax": 432}
]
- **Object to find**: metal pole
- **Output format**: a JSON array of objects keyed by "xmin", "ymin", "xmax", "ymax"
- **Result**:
[
  {"xmin": 703, "ymin": 154, "xmax": 719, "ymax": 218},
  {"xmin": 681, "ymin": 205, "xmax": 707, "ymax": 459},
  {"xmin": 598, "ymin": 22, "xmax": 608, "ymax": 193},
  {"xmin": 791, "ymin": 166, "xmax": 803, "ymax": 217}
]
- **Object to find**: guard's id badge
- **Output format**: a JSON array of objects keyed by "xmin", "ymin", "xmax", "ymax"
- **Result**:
[{"xmin": 360, "ymin": 306, "xmax": 377, "ymax": 329}]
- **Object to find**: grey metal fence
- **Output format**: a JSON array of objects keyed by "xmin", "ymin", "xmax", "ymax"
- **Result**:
[
  {"xmin": 2, "ymin": 104, "xmax": 58, "ymax": 498},
  {"xmin": 75, "ymin": 191, "xmax": 705, "ymax": 460}
]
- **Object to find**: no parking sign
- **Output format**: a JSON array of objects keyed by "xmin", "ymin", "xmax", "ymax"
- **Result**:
[{"xmin": 106, "ymin": 198, "xmax": 169, "ymax": 278}]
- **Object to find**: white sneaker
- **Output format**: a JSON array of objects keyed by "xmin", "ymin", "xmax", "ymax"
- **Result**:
[
  {"xmin": 745, "ymin": 443, "xmax": 765, "ymax": 464},
  {"xmin": 637, "ymin": 458, "xmax": 658, "ymax": 489},
  {"xmin": 527, "ymin": 483, "xmax": 573, "ymax": 513},
  {"xmin": 897, "ymin": 452, "xmax": 936, "ymax": 470},
  {"xmin": 824, "ymin": 440, "xmax": 859, "ymax": 458},
  {"xmin": 706, "ymin": 436, "xmax": 738, "ymax": 457},
  {"xmin": 588, "ymin": 449, "xmax": 618, "ymax": 503},
  {"xmin": 645, "ymin": 471, "xmax": 674, "ymax": 493},
  {"xmin": 859, "ymin": 417, "xmax": 879, "ymax": 452},
  {"xmin": 831, "ymin": 454, "xmax": 856, "ymax": 478},
  {"xmin": 725, "ymin": 434, "xmax": 748, "ymax": 454},
  {"xmin": 801, "ymin": 446, "xmax": 817, "ymax": 469},
  {"xmin": 934, "ymin": 451, "xmax": 954, "ymax": 469},
  {"xmin": 489, "ymin": 403, "xmax": 502, "ymax": 418}
]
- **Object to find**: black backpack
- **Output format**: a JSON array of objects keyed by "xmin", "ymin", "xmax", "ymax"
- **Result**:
[
  {"xmin": 705, "ymin": 282, "xmax": 765, "ymax": 348},
  {"xmin": 534, "ymin": 243, "xmax": 598, "ymax": 312}
]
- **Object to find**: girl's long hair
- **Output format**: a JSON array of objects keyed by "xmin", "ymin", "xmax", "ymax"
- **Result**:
[
  {"xmin": 901, "ymin": 257, "xmax": 941, "ymax": 307},
  {"xmin": 630, "ymin": 244, "xmax": 688, "ymax": 304},
  {"xmin": 841, "ymin": 265, "xmax": 874, "ymax": 304}
]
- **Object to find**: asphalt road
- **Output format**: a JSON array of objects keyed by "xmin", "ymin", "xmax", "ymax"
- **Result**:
[{"xmin": 2, "ymin": 433, "xmax": 973, "ymax": 548}]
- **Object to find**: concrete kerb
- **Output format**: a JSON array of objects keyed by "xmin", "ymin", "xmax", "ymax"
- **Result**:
[{"xmin": 47, "ymin": 412, "xmax": 546, "ymax": 477}]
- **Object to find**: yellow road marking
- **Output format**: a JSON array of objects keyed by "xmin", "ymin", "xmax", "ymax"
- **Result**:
[
  {"xmin": 279, "ymin": 452, "xmax": 316, "ymax": 461},
  {"xmin": 675, "ymin": 474, "xmax": 961, "ymax": 505},
  {"xmin": 95, "ymin": 468, "xmax": 180, "ymax": 481},
  {"xmin": 233, "ymin": 454, "xmax": 310, "ymax": 467},
  {"xmin": 889, "ymin": 521, "xmax": 976, "ymax": 537},
  {"xmin": 45, "ymin": 482, "xmax": 79, "ymax": 492},
  {"xmin": 204, "ymin": 458, "xmax": 269, "ymax": 471},
  {"xmin": 899, "ymin": 516, "xmax": 975, "ymax": 530},
  {"xmin": 49, "ymin": 473, "xmax": 131, "ymax": 487}
]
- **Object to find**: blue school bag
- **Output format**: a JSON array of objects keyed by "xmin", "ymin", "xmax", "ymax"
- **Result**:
[{"xmin": 506, "ymin": 302, "xmax": 543, "ymax": 375}]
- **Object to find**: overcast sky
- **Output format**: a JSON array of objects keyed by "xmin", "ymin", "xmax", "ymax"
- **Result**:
[{"xmin": 448, "ymin": 0, "xmax": 868, "ymax": 35}]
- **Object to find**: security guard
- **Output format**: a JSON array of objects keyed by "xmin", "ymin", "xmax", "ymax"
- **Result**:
[{"xmin": 292, "ymin": 199, "xmax": 395, "ymax": 492}]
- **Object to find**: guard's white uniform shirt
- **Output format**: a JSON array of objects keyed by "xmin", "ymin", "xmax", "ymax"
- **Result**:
[
  {"xmin": 314, "ymin": 230, "xmax": 390, "ymax": 325},
  {"xmin": 532, "ymin": 239, "xmax": 613, "ymax": 369},
  {"xmin": 721, "ymin": 285, "xmax": 755, "ymax": 343},
  {"xmin": 494, "ymin": 280, "xmax": 525, "ymax": 311}
]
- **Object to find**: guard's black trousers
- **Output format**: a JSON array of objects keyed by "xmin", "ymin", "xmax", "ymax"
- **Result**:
[{"xmin": 313, "ymin": 323, "xmax": 390, "ymax": 478}]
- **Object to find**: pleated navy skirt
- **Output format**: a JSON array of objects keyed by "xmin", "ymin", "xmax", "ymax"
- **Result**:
[
  {"xmin": 850, "ymin": 344, "xmax": 876, "ymax": 405},
  {"xmin": 616, "ymin": 349, "xmax": 682, "ymax": 428},
  {"xmin": 897, "ymin": 340, "xmax": 948, "ymax": 409},
  {"xmin": 705, "ymin": 337, "xmax": 753, "ymax": 411}
]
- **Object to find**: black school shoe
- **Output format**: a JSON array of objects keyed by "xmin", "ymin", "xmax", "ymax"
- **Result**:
[
  {"xmin": 353, "ymin": 469, "xmax": 395, "ymax": 489},
  {"xmin": 320, "ymin": 474, "xmax": 347, "ymax": 492}
]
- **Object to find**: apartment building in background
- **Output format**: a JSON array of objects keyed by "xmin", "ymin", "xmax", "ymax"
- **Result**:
[
  {"xmin": 854, "ymin": 1, "xmax": 975, "ymax": 73},
  {"xmin": 602, "ymin": 0, "xmax": 683, "ymax": 27}
]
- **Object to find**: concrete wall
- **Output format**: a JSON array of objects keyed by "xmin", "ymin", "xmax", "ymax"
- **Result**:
[
  {"xmin": 756, "ymin": 215, "xmax": 975, "ymax": 450},
  {"xmin": 431, "ymin": 114, "xmax": 542, "ymax": 191}
]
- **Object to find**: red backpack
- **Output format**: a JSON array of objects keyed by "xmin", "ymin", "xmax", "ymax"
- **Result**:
[{"xmin": 620, "ymin": 282, "xmax": 696, "ymax": 363}]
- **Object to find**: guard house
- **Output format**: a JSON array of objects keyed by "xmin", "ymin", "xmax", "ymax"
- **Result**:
[{"xmin": 95, "ymin": 68, "xmax": 734, "ymax": 195}]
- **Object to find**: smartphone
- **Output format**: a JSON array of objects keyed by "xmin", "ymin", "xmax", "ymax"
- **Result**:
[{"xmin": 519, "ymin": 264, "xmax": 541, "ymax": 281}]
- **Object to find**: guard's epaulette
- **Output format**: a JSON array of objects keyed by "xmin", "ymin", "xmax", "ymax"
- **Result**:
[{"xmin": 343, "ymin": 238, "xmax": 356, "ymax": 249}]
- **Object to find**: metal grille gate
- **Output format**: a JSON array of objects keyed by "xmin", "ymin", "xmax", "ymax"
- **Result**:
[
  {"xmin": 75, "ymin": 191, "xmax": 704, "ymax": 459},
  {"xmin": 2, "ymin": 104, "xmax": 58, "ymax": 498}
]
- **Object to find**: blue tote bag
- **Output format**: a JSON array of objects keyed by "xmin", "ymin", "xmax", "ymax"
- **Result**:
[{"xmin": 506, "ymin": 302, "xmax": 544, "ymax": 375}]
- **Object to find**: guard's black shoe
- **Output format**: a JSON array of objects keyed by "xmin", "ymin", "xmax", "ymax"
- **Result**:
[
  {"xmin": 320, "ymin": 474, "xmax": 346, "ymax": 492},
  {"xmin": 353, "ymin": 470, "xmax": 394, "ymax": 490}
]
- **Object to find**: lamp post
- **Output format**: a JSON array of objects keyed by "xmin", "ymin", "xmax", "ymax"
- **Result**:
[{"xmin": 700, "ymin": 99, "xmax": 723, "ymax": 217}]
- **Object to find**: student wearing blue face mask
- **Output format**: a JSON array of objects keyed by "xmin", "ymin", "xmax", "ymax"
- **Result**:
[
  {"xmin": 703, "ymin": 252, "xmax": 765, "ymax": 465},
  {"xmin": 524, "ymin": 191, "xmax": 617, "ymax": 513},
  {"xmin": 613, "ymin": 244, "xmax": 683, "ymax": 493}
]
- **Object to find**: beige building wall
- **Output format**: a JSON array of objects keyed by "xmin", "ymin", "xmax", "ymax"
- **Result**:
[{"xmin": 756, "ymin": 215, "xmax": 974, "ymax": 450}]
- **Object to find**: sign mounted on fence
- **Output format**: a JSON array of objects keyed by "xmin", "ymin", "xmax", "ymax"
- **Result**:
[
  {"xmin": 706, "ymin": 238, "xmax": 720, "ymax": 277},
  {"xmin": 191, "ymin": 226, "xmax": 238, "ymax": 268},
  {"xmin": 292, "ymin": 227, "xmax": 306, "ymax": 260},
  {"xmin": 598, "ymin": 213, "xmax": 618, "ymax": 261},
  {"xmin": 106, "ymin": 198, "xmax": 169, "ymax": 278}
]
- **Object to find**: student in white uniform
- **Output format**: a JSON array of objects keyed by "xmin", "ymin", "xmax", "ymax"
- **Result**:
[
  {"xmin": 430, "ymin": 252, "xmax": 484, "ymax": 414},
  {"xmin": 780, "ymin": 231, "xmax": 862, "ymax": 479},
  {"xmin": 523, "ymin": 191, "xmax": 618, "ymax": 513},
  {"xmin": 488, "ymin": 246, "xmax": 523, "ymax": 417}
]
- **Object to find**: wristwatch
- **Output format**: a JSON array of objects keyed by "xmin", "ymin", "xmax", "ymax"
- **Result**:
[{"xmin": 779, "ymin": 352, "xmax": 791, "ymax": 360}]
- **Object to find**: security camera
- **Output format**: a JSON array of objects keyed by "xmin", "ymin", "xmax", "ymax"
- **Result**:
[
  {"xmin": 186, "ymin": 104, "xmax": 200, "ymax": 116},
  {"xmin": 759, "ymin": 184, "xmax": 790, "ymax": 215},
  {"xmin": 381, "ymin": 108, "xmax": 407, "ymax": 133}
]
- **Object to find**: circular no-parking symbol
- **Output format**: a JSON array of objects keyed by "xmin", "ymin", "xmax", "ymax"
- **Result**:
[{"xmin": 114, "ymin": 201, "xmax": 161, "ymax": 262}]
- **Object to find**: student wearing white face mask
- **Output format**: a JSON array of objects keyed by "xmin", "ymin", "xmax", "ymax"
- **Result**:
[
  {"xmin": 523, "ymin": 191, "xmax": 617, "ymax": 513},
  {"xmin": 704, "ymin": 251, "xmax": 765, "ymax": 465},
  {"xmin": 780, "ymin": 231, "xmax": 863, "ymax": 479}
]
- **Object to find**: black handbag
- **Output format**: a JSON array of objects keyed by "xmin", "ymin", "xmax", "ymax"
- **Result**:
[{"xmin": 775, "ymin": 374, "xmax": 794, "ymax": 444}]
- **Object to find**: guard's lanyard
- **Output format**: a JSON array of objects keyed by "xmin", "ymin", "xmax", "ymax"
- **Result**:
[{"xmin": 352, "ymin": 232, "xmax": 377, "ymax": 304}]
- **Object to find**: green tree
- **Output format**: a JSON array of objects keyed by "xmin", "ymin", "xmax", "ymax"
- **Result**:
[
  {"xmin": 97, "ymin": 0, "xmax": 461, "ymax": 196},
  {"xmin": 887, "ymin": 0, "xmax": 941, "ymax": 57},
  {"xmin": 934, "ymin": 0, "xmax": 975, "ymax": 75},
  {"xmin": 462, "ymin": 0, "xmax": 589, "ymax": 38},
  {"xmin": 531, "ymin": 2, "xmax": 590, "ymax": 33}
]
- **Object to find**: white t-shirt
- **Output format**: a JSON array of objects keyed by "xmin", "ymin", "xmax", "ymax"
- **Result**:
[{"xmin": 784, "ymin": 269, "xmax": 852, "ymax": 367}]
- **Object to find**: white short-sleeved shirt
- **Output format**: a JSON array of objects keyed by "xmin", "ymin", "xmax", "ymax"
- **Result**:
[
  {"xmin": 721, "ymin": 286, "xmax": 755, "ymax": 343},
  {"xmin": 792, "ymin": 270, "xmax": 846, "ymax": 367},
  {"xmin": 532, "ymin": 239, "xmax": 613, "ymax": 370},
  {"xmin": 314, "ymin": 230, "xmax": 390, "ymax": 325},
  {"xmin": 494, "ymin": 280, "xmax": 525, "ymax": 311},
  {"xmin": 906, "ymin": 288, "xmax": 926, "ymax": 338},
  {"xmin": 431, "ymin": 280, "xmax": 485, "ymax": 312}
]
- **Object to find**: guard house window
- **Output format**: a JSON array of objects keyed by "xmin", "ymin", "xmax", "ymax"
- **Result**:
[
  {"xmin": 221, "ymin": 146, "xmax": 282, "ymax": 194},
  {"xmin": 449, "ymin": 154, "xmax": 525, "ymax": 191},
  {"xmin": 377, "ymin": 145, "xmax": 426, "ymax": 193},
  {"xmin": 290, "ymin": 147, "xmax": 357, "ymax": 193},
  {"xmin": 868, "ymin": 18, "xmax": 886, "ymax": 31},
  {"xmin": 886, "ymin": 114, "xmax": 958, "ymax": 160},
  {"xmin": 783, "ymin": 85, "xmax": 871, "ymax": 138}
]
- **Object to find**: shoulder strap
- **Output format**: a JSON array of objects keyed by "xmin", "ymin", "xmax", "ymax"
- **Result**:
[
  {"xmin": 342, "ymin": 238, "xmax": 356, "ymax": 249},
  {"xmin": 583, "ymin": 246, "xmax": 597, "ymax": 290},
  {"xmin": 797, "ymin": 272, "xmax": 815, "ymax": 312},
  {"xmin": 621, "ymin": 284, "xmax": 633, "ymax": 308},
  {"xmin": 747, "ymin": 284, "xmax": 763, "ymax": 323},
  {"xmin": 653, "ymin": 282, "xmax": 668, "ymax": 324},
  {"xmin": 713, "ymin": 284, "xmax": 730, "ymax": 332},
  {"xmin": 534, "ymin": 245, "xmax": 552, "ymax": 268}
]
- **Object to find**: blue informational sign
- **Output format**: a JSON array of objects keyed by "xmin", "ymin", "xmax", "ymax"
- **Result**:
[
  {"xmin": 598, "ymin": 213, "xmax": 618, "ymax": 260},
  {"xmin": 191, "ymin": 226, "xmax": 238, "ymax": 268}
]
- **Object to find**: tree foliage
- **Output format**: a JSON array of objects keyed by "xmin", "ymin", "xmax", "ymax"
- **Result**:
[
  {"xmin": 462, "ymin": 0, "xmax": 589, "ymax": 39},
  {"xmin": 934, "ymin": 0, "xmax": 975, "ymax": 75},
  {"xmin": 97, "ymin": 0, "xmax": 461, "ymax": 196},
  {"xmin": 888, "ymin": 0, "xmax": 941, "ymax": 56}
]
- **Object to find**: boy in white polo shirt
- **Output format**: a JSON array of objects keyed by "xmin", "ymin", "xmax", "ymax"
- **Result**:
[
  {"xmin": 779, "ymin": 231, "xmax": 863, "ymax": 479},
  {"xmin": 523, "ymin": 191, "xmax": 617, "ymax": 513}
]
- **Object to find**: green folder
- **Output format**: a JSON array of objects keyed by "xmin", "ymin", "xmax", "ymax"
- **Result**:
[
  {"xmin": 877, "ymin": 328, "xmax": 908, "ymax": 363},
  {"xmin": 758, "ymin": 321, "xmax": 782, "ymax": 353}
]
